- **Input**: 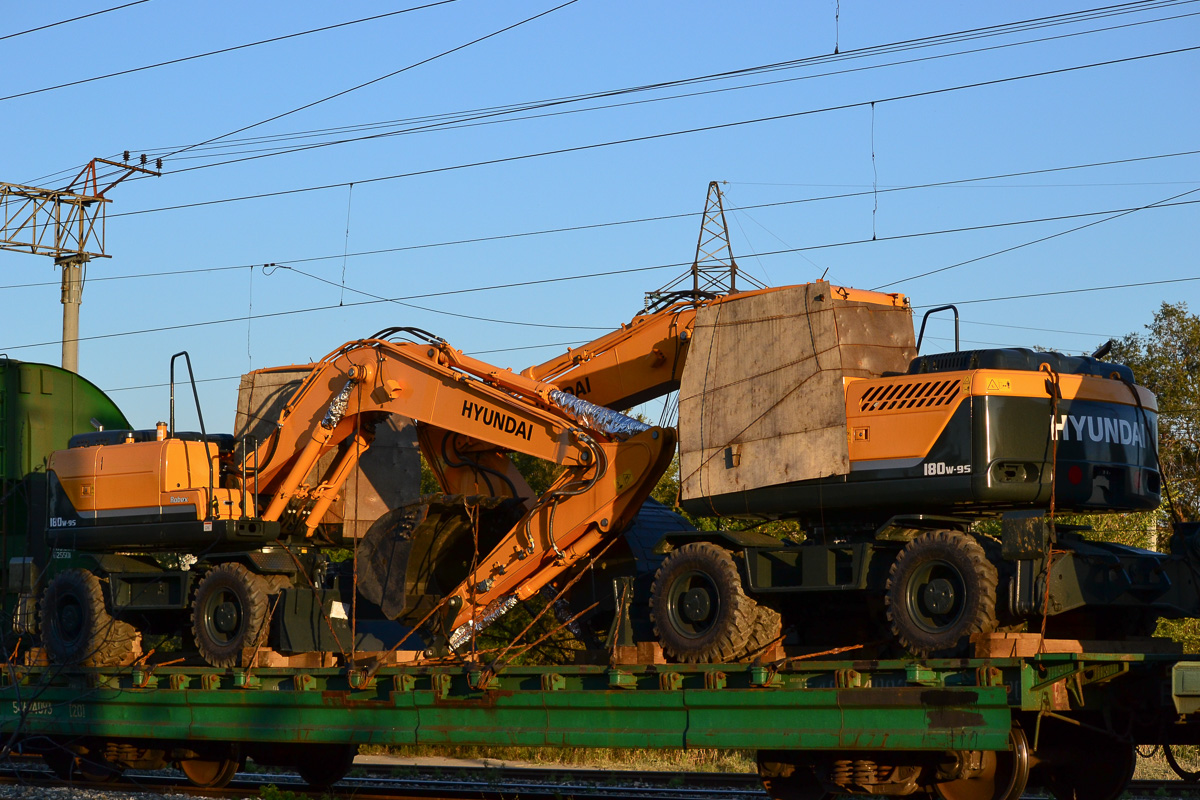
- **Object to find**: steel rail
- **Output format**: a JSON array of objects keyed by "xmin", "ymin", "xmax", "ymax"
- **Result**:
[{"xmin": 1, "ymin": 760, "xmax": 1195, "ymax": 799}]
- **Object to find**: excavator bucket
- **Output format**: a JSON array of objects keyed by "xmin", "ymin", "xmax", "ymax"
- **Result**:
[{"xmin": 357, "ymin": 494, "xmax": 524, "ymax": 623}]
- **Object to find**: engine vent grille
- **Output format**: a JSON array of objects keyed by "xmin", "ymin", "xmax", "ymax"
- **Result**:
[{"xmin": 859, "ymin": 379, "xmax": 960, "ymax": 413}]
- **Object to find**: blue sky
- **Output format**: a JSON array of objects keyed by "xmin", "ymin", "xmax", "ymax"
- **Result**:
[{"xmin": 2, "ymin": 1, "xmax": 1197, "ymax": 431}]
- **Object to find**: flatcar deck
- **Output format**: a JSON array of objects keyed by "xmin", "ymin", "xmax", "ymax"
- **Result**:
[{"xmin": 2, "ymin": 651, "xmax": 1198, "ymax": 799}]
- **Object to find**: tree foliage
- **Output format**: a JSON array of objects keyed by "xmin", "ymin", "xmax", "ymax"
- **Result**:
[
  {"xmin": 1102, "ymin": 302, "xmax": 1200, "ymax": 650},
  {"xmin": 1109, "ymin": 302, "xmax": 1200, "ymax": 522}
]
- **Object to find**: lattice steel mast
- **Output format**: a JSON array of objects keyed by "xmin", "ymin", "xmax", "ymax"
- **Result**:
[
  {"xmin": 1, "ymin": 156, "xmax": 160, "ymax": 372},
  {"xmin": 645, "ymin": 181, "xmax": 765, "ymax": 311}
]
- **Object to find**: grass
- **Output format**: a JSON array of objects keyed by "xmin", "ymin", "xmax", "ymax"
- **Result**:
[
  {"xmin": 358, "ymin": 743, "xmax": 1200, "ymax": 782},
  {"xmin": 1135, "ymin": 745, "xmax": 1200, "ymax": 781},
  {"xmin": 357, "ymin": 744, "xmax": 756, "ymax": 773}
]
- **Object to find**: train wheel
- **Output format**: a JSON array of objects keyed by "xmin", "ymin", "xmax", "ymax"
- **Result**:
[
  {"xmin": 179, "ymin": 754, "xmax": 240, "ymax": 788},
  {"xmin": 192, "ymin": 563, "xmax": 268, "ymax": 668},
  {"xmin": 935, "ymin": 728, "xmax": 1030, "ymax": 800},
  {"xmin": 1165, "ymin": 744, "xmax": 1200, "ymax": 782},
  {"xmin": 40, "ymin": 569, "xmax": 142, "ymax": 667},
  {"xmin": 1042, "ymin": 731, "xmax": 1134, "ymax": 800},
  {"xmin": 757, "ymin": 751, "xmax": 832, "ymax": 800},
  {"xmin": 651, "ymin": 543, "xmax": 757, "ymax": 663},
  {"xmin": 296, "ymin": 743, "xmax": 357, "ymax": 788},
  {"xmin": 886, "ymin": 531, "xmax": 997, "ymax": 656}
]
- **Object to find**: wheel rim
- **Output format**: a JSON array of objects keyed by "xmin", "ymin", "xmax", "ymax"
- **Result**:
[
  {"xmin": 56, "ymin": 594, "xmax": 84, "ymax": 645},
  {"xmin": 904, "ymin": 558, "xmax": 967, "ymax": 634},
  {"xmin": 667, "ymin": 569, "xmax": 720, "ymax": 639},
  {"xmin": 936, "ymin": 728, "xmax": 1030, "ymax": 800},
  {"xmin": 201, "ymin": 588, "xmax": 243, "ymax": 647}
]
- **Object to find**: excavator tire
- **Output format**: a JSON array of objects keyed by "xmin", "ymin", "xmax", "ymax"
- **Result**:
[
  {"xmin": 744, "ymin": 604, "xmax": 784, "ymax": 660},
  {"xmin": 191, "ymin": 563, "xmax": 269, "ymax": 668},
  {"xmin": 358, "ymin": 494, "xmax": 525, "ymax": 623},
  {"xmin": 651, "ymin": 542, "xmax": 761, "ymax": 663},
  {"xmin": 886, "ymin": 531, "xmax": 998, "ymax": 657},
  {"xmin": 40, "ymin": 568, "xmax": 142, "ymax": 668}
]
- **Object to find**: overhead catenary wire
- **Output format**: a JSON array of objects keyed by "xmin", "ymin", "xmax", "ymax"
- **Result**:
[
  {"xmin": 90, "ymin": 276, "xmax": 1185, "ymax": 396},
  {"xmin": 2, "ymin": 2, "xmax": 460, "ymax": 104},
  {"xmin": 928, "ymin": 276, "xmax": 1200, "ymax": 307},
  {"xmin": 281, "ymin": 264, "xmax": 612, "ymax": 331},
  {"xmin": 123, "ymin": 2, "xmax": 1200, "ymax": 178},
  {"xmin": 4, "ymin": 195, "xmax": 1199, "ymax": 352},
  {"xmin": 873, "ymin": 186, "xmax": 1200, "ymax": 289},
  {"xmin": 45, "ymin": 0, "xmax": 1193, "ymax": 184},
  {"xmin": 108, "ymin": 44, "xmax": 1200, "ymax": 219},
  {"xmin": 4, "ymin": 239, "xmax": 1196, "ymax": 354},
  {"xmin": 30, "ymin": 192, "xmax": 1200, "ymax": 296},
  {"xmin": 101, "ymin": 340, "xmax": 595, "ymax": 393},
  {"xmin": 155, "ymin": 0, "xmax": 581, "ymax": 164},
  {"xmin": 0, "ymin": 146, "xmax": 1189, "ymax": 292},
  {"xmin": 24, "ymin": 0, "xmax": 580, "ymax": 187},
  {"xmin": 0, "ymin": 0, "xmax": 153, "ymax": 43}
]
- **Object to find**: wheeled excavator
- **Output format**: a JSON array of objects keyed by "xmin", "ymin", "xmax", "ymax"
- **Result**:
[
  {"xmin": 525, "ymin": 280, "xmax": 1200, "ymax": 662},
  {"xmin": 34, "ymin": 329, "xmax": 673, "ymax": 667}
]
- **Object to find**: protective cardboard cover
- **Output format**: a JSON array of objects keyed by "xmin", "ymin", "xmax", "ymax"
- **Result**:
[
  {"xmin": 679, "ymin": 282, "xmax": 915, "ymax": 504},
  {"xmin": 235, "ymin": 367, "xmax": 420, "ymax": 538}
]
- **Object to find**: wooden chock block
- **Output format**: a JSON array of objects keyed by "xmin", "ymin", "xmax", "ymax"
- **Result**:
[
  {"xmin": 636, "ymin": 641, "xmax": 666, "ymax": 665},
  {"xmin": 611, "ymin": 645, "xmax": 638, "ymax": 665}
]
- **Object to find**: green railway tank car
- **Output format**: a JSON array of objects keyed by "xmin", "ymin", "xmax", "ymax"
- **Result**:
[{"xmin": 0, "ymin": 359, "xmax": 130, "ymax": 642}]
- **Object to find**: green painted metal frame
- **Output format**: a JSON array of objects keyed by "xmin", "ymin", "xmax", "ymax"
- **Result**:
[{"xmin": 0, "ymin": 655, "xmax": 1180, "ymax": 754}]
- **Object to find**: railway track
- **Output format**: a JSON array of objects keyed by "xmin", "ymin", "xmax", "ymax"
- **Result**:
[
  {"xmin": 0, "ymin": 761, "xmax": 764, "ymax": 800},
  {"xmin": 2, "ymin": 760, "xmax": 1199, "ymax": 799}
]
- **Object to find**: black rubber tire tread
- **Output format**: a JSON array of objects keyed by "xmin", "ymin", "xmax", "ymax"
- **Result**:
[
  {"xmin": 40, "ymin": 568, "xmax": 142, "ymax": 668},
  {"xmin": 296, "ymin": 744, "xmax": 357, "ymax": 788},
  {"xmin": 744, "ymin": 604, "xmax": 784, "ymax": 661},
  {"xmin": 885, "ymin": 531, "xmax": 998, "ymax": 657},
  {"xmin": 191, "ymin": 563, "xmax": 269, "ymax": 668},
  {"xmin": 650, "ymin": 542, "xmax": 757, "ymax": 663}
]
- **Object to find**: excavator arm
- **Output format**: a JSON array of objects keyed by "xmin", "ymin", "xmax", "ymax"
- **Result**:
[{"xmin": 246, "ymin": 328, "xmax": 675, "ymax": 649}]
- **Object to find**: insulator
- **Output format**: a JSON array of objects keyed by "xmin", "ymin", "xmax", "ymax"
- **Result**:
[
  {"xmin": 123, "ymin": 150, "xmax": 130, "ymax": 162},
  {"xmin": 140, "ymin": 153, "xmax": 147, "ymax": 166},
  {"xmin": 156, "ymin": 157, "xmax": 163, "ymax": 170}
]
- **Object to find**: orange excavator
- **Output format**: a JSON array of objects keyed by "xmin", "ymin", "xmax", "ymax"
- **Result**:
[
  {"xmin": 525, "ymin": 280, "xmax": 1181, "ymax": 663},
  {"xmin": 38, "ymin": 329, "xmax": 673, "ymax": 666}
]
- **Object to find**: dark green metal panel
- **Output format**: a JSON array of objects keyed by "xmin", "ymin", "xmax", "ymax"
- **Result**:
[
  {"xmin": 0, "ymin": 360, "xmax": 129, "ymax": 635},
  {"xmin": 684, "ymin": 686, "xmax": 1009, "ymax": 751},
  {"xmin": 0, "ymin": 359, "xmax": 129, "ymax": 483},
  {"xmin": 1, "ymin": 655, "xmax": 1182, "ymax": 754},
  {"xmin": 0, "ymin": 661, "xmax": 1022, "ymax": 752}
]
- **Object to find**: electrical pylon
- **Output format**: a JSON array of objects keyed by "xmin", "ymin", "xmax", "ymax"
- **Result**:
[{"xmin": 645, "ymin": 181, "xmax": 765, "ymax": 311}]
